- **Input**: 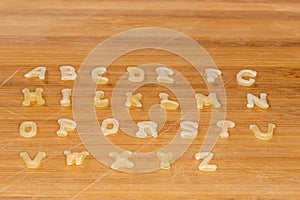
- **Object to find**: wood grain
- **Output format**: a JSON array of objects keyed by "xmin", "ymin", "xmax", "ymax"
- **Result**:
[{"xmin": 0, "ymin": 0, "xmax": 299, "ymax": 199}]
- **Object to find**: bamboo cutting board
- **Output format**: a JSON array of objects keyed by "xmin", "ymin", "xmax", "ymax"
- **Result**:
[{"xmin": 0, "ymin": 0, "xmax": 299, "ymax": 199}]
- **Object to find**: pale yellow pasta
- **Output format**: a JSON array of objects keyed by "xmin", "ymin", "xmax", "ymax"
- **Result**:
[
  {"xmin": 22, "ymin": 88, "xmax": 45, "ymax": 106},
  {"xmin": 60, "ymin": 66, "xmax": 77, "ymax": 81},
  {"xmin": 180, "ymin": 121, "xmax": 198, "ymax": 138},
  {"xmin": 109, "ymin": 151, "xmax": 134, "ymax": 170},
  {"xmin": 155, "ymin": 66, "xmax": 174, "ymax": 83},
  {"xmin": 91, "ymin": 67, "xmax": 109, "ymax": 84},
  {"xmin": 237, "ymin": 69, "xmax": 257, "ymax": 87},
  {"xmin": 247, "ymin": 93, "xmax": 269, "ymax": 109},
  {"xmin": 205, "ymin": 68, "xmax": 222, "ymax": 83},
  {"xmin": 216, "ymin": 120, "xmax": 235, "ymax": 138},
  {"xmin": 136, "ymin": 121, "xmax": 158, "ymax": 138},
  {"xmin": 250, "ymin": 123, "xmax": 275, "ymax": 140},
  {"xmin": 24, "ymin": 66, "xmax": 46, "ymax": 80},
  {"xmin": 20, "ymin": 151, "xmax": 46, "ymax": 169},
  {"xmin": 156, "ymin": 151, "xmax": 173, "ymax": 170},
  {"xmin": 101, "ymin": 118, "xmax": 119, "ymax": 136},
  {"xmin": 125, "ymin": 92, "xmax": 142, "ymax": 108},
  {"xmin": 127, "ymin": 66, "xmax": 145, "ymax": 82},
  {"xmin": 195, "ymin": 152, "xmax": 217, "ymax": 171},
  {"xmin": 56, "ymin": 118, "xmax": 77, "ymax": 137},
  {"xmin": 159, "ymin": 93, "xmax": 179, "ymax": 110},
  {"xmin": 94, "ymin": 91, "xmax": 109, "ymax": 107},
  {"xmin": 60, "ymin": 88, "xmax": 72, "ymax": 107},
  {"xmin": 195, "ymin": 93, "xmax": 221, "ymax": 109},
  {"xmin": 19, "ymin": 121, "xmax": 37, "ymax": 138},
  {"xmin": 64, "ymin": 150, "xmax": 89, "ymax": 166}
]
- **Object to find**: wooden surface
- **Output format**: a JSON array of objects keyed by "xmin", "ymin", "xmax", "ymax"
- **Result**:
[{"xmin": 0, "ymin": 0, "xmax": 299, "ymax": 199}]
